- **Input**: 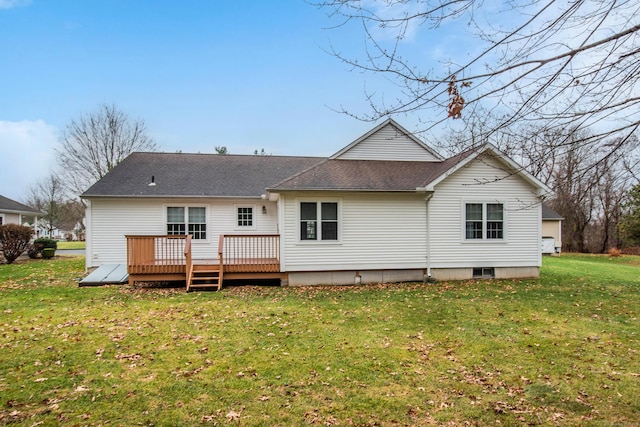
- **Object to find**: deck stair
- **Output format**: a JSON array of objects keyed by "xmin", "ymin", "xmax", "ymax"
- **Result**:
[{"xmin": 187, "ymin": 263, "xmax": 223, "ymax": 291}]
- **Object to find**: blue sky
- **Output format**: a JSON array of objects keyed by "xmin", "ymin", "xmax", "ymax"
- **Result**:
[{"xmin": 1, "ymin": 0, "xmax": 415, "ymax": 200}]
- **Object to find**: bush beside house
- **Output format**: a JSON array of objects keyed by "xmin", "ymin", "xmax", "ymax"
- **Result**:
[{"xmin": 0, "ymin": 224, "xmax": 34, "ymax": 264}]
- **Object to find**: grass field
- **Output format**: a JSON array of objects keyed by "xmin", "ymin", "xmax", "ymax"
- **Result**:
[
  {"xmin": 55, "ymin": 241, "xmax": 86, "ymax": 250},
  {"xmin": 0, "ymin": 254, "xmax": 638, "ymax": 426}
]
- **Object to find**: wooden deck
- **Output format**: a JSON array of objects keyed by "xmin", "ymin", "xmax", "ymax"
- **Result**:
[{"xmin": 126, "ymin": 234, "xmax": 283, "ymax": 291}]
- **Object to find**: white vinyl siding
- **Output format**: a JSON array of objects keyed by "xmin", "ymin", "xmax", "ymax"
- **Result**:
[
  {"xmin": 85, "ymin": 198, "xmax": 278, "ymax": 268},
  {"xmin": 0, "ymin": 212, "xmax": 20, "ymax": 225},
  {"xmin": 335, "ymin": 123, "xmax": 440, "ymax": 162},
  {"xmin": 428, "ymin": 152, "xmax": 541, "ymax": 269},
  {"xmin": 281, "ymin": 192, "xmax": 427, "ymax": 272}
]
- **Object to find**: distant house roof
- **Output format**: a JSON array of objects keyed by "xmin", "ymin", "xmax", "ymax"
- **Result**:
[
  {"xmin": 542, "ymin": 203, "xmax": 564, "ymax": 220},
  {"xmin": 81, "ymin": 152, "xmax": 324, "ymax": 198},
  {"xmin": 0, "ymin": 195, "xmax": 42, "ymax": 215}
]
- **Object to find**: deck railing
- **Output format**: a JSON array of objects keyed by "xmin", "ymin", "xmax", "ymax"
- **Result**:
[
  {"xmin": 126, "ymin": 235, "xmax": 187, "ymax": 275},
  {"xmin": 184, "ymin": 234, "xmax": 193, "ymax": 284},
  {"xmin": 126, "ymin": 234, "xmax": 281, "ymax": 279},
  {"xmin": 219, "ymin": 234, "xmax": 280, "ymax": 273}
]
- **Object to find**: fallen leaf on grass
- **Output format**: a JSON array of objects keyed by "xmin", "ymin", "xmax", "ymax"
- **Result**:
[{"xmin": 226, "ymin": 410, "xmax": 241, "ymax": 421}]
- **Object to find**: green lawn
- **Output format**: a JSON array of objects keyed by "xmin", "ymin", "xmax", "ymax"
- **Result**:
[
  {"xmin": 55, "ymin": 241, "xmax": 86, "ymax": 250},
  {"xmin": 0, "ymin": 254, "xmax": 638, "ymax": 426}
]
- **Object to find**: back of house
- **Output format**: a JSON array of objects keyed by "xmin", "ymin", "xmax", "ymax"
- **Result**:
[{"xmin": 82, "ymin": 119, "xmax": 550, "ymax": 287}]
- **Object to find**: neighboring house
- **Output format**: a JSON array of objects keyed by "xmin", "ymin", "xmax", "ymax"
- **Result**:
[
  {"xmin": 82, "ymin": 119, "xmax": 551, "ymax": 289},
  {"xmin": 0, "ymin": 194, "xmax": 41, "ymax": 231},
  {"xmin": 541, "ymin": 204, "xmax": 563, "ymax": 255}
]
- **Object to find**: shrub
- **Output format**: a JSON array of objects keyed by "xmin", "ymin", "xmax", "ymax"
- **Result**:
[
  {"xmin": 42, "ymin": 248, "xmax": 56, "ymax": 259},
  {"xmin": 33, "ymin": 237, "xmax": 57, "ymax": 250},
  {"xmin": 0, "ymin": 224, "xmax": 34, "ymax": 264},
  {"xmin": 27, "ymin": 243, "xmax": 44, "ymax": 258}
]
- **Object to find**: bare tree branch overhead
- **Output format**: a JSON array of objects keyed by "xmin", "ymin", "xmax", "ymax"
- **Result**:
[
  {"xmin": 316, "ymin": 0, "xmax": 640, "ymax": 148},
  {"xmin": 56, "ymin": 103, "xmax": 157, "ymax": 197}
]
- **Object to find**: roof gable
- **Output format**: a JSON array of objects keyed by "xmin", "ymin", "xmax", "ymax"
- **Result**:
[
  {"xmin": 331, "ymin": 118, "xmax": 443, "ymax": 162},
  {"xmin": 418, "ymin": 144, "xmax": 552, "ymax": 196}
]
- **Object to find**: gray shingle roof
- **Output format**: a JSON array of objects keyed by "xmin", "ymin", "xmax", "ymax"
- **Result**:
[
  {"xmin": 0, "ymin": 195, "xmax": 42, "ymax": 215},
  {"xmin": 542, "ymin": 203, "xmax": 564, "ymax": 220},
  {"xmin": 82, "ymin": 145, "xmax": 489, "ymax": 198},
  {"xmin": 269, "ymin": 145, "xmax": 481, "ymax": 191},
  {"xmin": 268, "ymin": 159, "xmax": 445, "ymax": 191},
  {"xmin": 81, "ymin": 152, "xmax": 324, "ymax": 198}
]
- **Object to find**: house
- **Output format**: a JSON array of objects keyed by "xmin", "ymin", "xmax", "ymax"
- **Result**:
[
  {"xmin": 81, "ymin": 119, "xmax": 551, "ymax": 289},
  {"xmin": 0, "ymin": 194, "xmax": 41, "ymax": 229},
  {"xmin": 541, "ymin": 204, "xmax": 563, "ymax": 255}
]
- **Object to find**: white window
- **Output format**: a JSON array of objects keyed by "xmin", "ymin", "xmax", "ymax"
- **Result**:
[
  {"xmin": 300, "ymin": 201, "xmax": 339, "ymax": 241},
  {"xmin": 237, "ymin": 206, "xmax": 254, "ymax": 227},
  {"xmin": 0, "ymin": 214, "xmax": 4, "ymax": 225},
  {"xmin": 465, "ymin": 203, "xmax": 504, "ymax": 240},
  {"xmin": 167, "ymin": 206, "xmax": 207, "ymax": 240}
]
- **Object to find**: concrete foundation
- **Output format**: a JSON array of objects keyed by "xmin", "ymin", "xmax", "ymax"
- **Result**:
[{"xmin": 284, "ymin": 266, "xmax": 539, "ymax": 286}]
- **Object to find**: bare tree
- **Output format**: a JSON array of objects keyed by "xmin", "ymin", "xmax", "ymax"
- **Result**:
[
  {"xmin": 25, "ymin": 174, "xmax": 65, "ymax": 237},
  {"xmin": 56, "ymin": 103, "xmax": 157, "ymax": 196},
  {"xmin": 316, "ymin": 0, "xmax": 640, "ymax": 153},
  {"xmin": 57, "ymin": 199, "xmax": 86, "ymax": 240}
]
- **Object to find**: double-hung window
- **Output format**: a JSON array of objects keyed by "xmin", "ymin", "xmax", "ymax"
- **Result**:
[
  {"xmin": 465, "ymin": 203, "xmax": 504, "ymax": 240},
  {"xmin": 300, "ymin": 201, "xmax": 338, "ymax": 241},
  {"xmin": 167, "ymin": 206, "xmax": 207, "ymax": 240}
]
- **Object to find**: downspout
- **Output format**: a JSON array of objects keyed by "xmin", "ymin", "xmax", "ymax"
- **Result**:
[{"xmin": 424, "ymin": 192, "xmax": 434, "ymax": 281}]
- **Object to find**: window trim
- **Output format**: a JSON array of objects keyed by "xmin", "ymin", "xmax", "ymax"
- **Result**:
[
  {"xmin": 462, "ymin": 201, "xmax": 507, "ymax": 242},
  {"xmin": 234, "ymin": 204, "xmax": 256, "ymax": 230},
  {"xmin": 296, "ymin": 198, "xmax": 342, "ymax": 244},
  {"xmin": 164, "ymin": 205, "xmax": 209, "ymax": 242}
]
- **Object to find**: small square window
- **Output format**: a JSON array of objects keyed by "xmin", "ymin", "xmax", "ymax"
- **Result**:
[{"xmin": 237, "ymin": 207, "xmax": 253, "ymax": 227}]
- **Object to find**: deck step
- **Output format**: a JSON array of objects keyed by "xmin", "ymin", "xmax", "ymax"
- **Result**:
[
  {"xmin": 187, "ymin": 282, "xmax": 220, "ymax": 289},
  {"xmin": 188, "ymin": 267, "xmax": 222, "ymax": 291},
  {"xmin": 188, "ymin": 283, "xmax": 220, "ymax": 289}
]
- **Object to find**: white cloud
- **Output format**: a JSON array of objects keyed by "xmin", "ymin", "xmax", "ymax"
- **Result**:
[
  {"xmin": 0, "ymin": 0, "xmax": 30, "ymax": 9},
  {"xmin": 0, "ymin": 120, "xmax": 58, "ymax": 201}
]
